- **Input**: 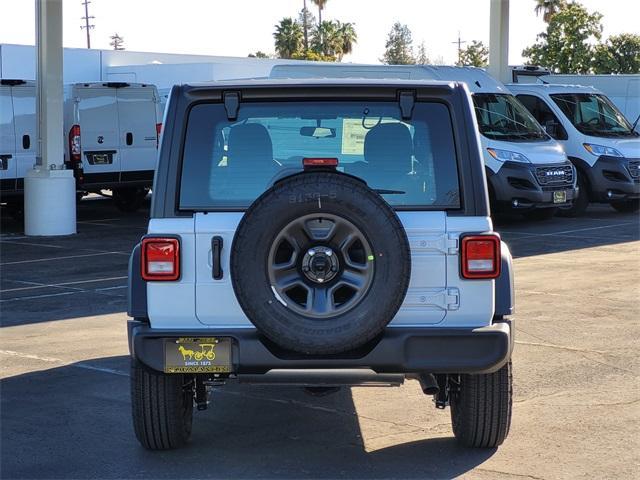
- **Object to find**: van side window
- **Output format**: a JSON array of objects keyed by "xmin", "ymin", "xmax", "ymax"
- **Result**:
[{"xmin": 516, "ymin": 94, "xmax": 568, "ymax": 141}]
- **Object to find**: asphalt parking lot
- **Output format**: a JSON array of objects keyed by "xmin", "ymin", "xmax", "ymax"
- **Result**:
[{"xmin": 1, "ymin": 199, "xmax": 639, "ymax": 479}]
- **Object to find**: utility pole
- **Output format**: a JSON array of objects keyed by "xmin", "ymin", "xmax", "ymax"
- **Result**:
[
  {"xmin": 451, "ymin": 31, "xmax": 467, "ymax": 65},
  {"xmin": 80, "ymin": 0, "xmax": 95, "ymax": 49}
]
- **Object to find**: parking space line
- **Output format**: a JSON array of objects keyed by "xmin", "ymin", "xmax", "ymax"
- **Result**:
[
  {"xmin": 0, "ymin": 240, "xmax": 68, "ymax": 249},
  {"xmin": 0, "ymin": 285, "xmax": 126, "ymax": 303},
  {"xmin": 0, "ymin": 251, "xmax": 129, "ymax": 266},
  {"xmin": 1, "ymin": 276, "xmax": 128, "ymax": 293},
  {"xmin": 499, "ymin": 221, "xmax": 637, "ymax": 238},
  {"xmin": 0, "ymin": 291, "xmax": 78, "ymax": 302}
]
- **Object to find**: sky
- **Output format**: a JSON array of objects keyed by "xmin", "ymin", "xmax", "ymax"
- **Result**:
[{"xmin": 1, "ymin": 0, "xmax": 639, "ymax": 65}]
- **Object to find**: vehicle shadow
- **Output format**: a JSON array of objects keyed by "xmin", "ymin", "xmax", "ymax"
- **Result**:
[
  {"xmin": 0, "ymin": 197, "xmax": 148, "ymax": 327},
  {"xmin": 0, "ymin": 356, "xmax": 494, "ymax": 479}
]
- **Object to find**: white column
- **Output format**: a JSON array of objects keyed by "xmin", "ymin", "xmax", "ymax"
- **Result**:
[
  {"xmin": 487, "ymin": 0, "xmax": 511, "ymax": 84},
  {"xmin": 25, "ymin": 0, "xmax": 76, "ymax": 236}
]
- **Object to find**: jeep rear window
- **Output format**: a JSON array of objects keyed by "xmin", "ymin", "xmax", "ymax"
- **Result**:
[{"xmin": 179, "ymin": 101, "xmax": 460, "ymax": 210}]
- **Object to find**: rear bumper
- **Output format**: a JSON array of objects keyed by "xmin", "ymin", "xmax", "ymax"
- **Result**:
[
  {"xmin": 128, "ymin": 319, "xmax": 513, "ymax": 375},
  {"xmin": 587, "ymin": 156, "xmax": 640, "ymax": 202},
  {"xmin": 489, "ymin": 161, "xmax": 577, "ymax": 212}
]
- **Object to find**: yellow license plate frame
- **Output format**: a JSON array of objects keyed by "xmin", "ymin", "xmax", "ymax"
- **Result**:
[{"xmin": 164, "ymin": 337, "xmax": 233, "ymax": 374}]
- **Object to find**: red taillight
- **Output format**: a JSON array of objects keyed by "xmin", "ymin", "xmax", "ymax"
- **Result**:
[
  {"xmin": 68, "ymin": 124, "xmax": 81, "ymax": 164},
  {"xmin": 156, "ymin": 123, "xmax": 162, "ymax": 148},
  {"xmin": 303, "ymin": 157, "xmax": 339, "ymax": 168},
  {"xmin": 461, "ymin": 235, "xmax": 501, "ymax": 279},
  {"xmin": 141, "ymin": 237, "xmax": 180, "ymax": 281}
]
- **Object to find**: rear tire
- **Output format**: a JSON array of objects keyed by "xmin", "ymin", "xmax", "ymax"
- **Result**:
[
  {"xmin": 450, "ymin": 360, "xmax": 512, "ymax": 448},
  {"xmin": 130, "ymin": 359, "xmax": 193, "ymax": 450},
  {"xmin": 610, "ymin": 199, "xmax": 640, "ymax": 213},
  {"xmin": 523, "ymin": 208, "xmax": 556, "ymax": 221},
  {"xmin": 557, "ymin": 172, "xmax": 588, "ymax": 217}
]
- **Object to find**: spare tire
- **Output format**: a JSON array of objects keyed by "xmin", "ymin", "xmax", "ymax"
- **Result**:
[{"xmin": 231, "ymin": 172, "xmax": 410, "ymax": 355}]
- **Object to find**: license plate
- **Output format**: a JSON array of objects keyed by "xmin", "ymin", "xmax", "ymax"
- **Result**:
[
  {"xmin": 88, "ymin": 153, "xmax": 112, "ymax": 165},
  {"xmin": 553, "ymin": 191, "xmax": 567, "ymax": 203},
  {"xmin": 164, "ymin": 337, "xmax": 233, "ymax": 373}
]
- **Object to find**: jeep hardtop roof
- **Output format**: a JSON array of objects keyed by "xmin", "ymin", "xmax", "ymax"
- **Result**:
[{"xmin": 152, "ymin": 78, "xmax": 489, "ymax": 219}]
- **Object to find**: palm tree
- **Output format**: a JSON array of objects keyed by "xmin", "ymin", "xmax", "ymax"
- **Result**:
[
  {"xmin": 274, "ymin": 18, "xmax": 304, "ymax": 59},
  {"xmin": 336, "ymin": 21, "xmax": 357, "ymax": 60},
  {"xmin": 311, "ymin": 20, "xmax": 342, "ymax": 58},
  {"xmin": 534, "ymin": 0, "xmax": 567, "ymax": 23},
  {"xmin": 311, "ymin": 0, "xmax": 328, "ymax": 25}
]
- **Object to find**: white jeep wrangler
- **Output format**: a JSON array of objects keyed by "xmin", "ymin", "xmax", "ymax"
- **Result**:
[{"xmin": 127, "ymin": 79, "xmax": 514, "ymax": 450}]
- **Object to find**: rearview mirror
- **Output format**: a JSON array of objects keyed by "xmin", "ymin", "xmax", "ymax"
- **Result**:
[{"xmin": 300, "ymin": 126, "xmax": 336, "ymax": 138}]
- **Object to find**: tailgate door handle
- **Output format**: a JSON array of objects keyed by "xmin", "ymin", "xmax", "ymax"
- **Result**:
[{"xmin": 211, "ymin": 236, "xmax": 223, "ymax": 280}]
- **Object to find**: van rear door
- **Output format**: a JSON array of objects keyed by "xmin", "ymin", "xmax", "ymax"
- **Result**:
[
  {"xmin": 0, "ymin": 84, "xmax": 17, "ymax": 192},
  {"xmin": 116, "ymin": 86, "xmax": 158, "ymax": 181},
  {"xmin": 11, "ymin": 83, "xmax": 36, "ymax": 187},
  {"xmin": 76, "ymin": 85, "xmax": 121, "ymax": 184}
]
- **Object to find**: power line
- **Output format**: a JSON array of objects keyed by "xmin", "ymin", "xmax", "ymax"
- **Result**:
[
  {"xmin": 451, "ymin": 31, "xmax": 467, "ymax": 65},
  {"xmin": 80, "ymin": 0, "xmax": 95, "ymax": 49}
]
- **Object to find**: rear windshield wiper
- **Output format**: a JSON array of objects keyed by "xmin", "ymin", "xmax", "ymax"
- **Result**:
[{"xmin": 374, "ymin": 189, "xmax": 406, "ymax": 195}]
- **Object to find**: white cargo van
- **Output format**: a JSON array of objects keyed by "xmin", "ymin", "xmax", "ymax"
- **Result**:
[
  {"xmin": 270, "ymin": 64, "xmax": 577, "ymax": 219},
  {"xmin": 509, "ymin": 83, "xmax": 640, "ymax": 214},
  {"xmin": 64, "ymin": 82, "xmax": 162, "ymax": 211},
  {"xmin": 510, "ymin": 67, "xmax": 640, "ymax": 125},
  {"xmin": 0, "ymin": 79, "xmax": 36, "ymax": 216}
]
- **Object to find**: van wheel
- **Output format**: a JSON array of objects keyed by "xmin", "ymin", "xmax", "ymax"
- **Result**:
[
  {"xmin": 557, "ymin": 172, "xmax": 588, "ymax": 217},
  {"xmin": 523, "ymin": 208, "xmax": 556, "ymax": 221},
  {"xmin": 450, "ymin": 361, "xmax": 512, "ymax": 448},
  {"xmin": 610, "ymin": 199, "xmax": 640, "ymax": 213},
  {"xmin": 113, "ymin": 187, "xmax": 148, "ymax": 212},
  {"xmin": 130, "ymin": 359, "xmax": 194, "ymax": 450}
]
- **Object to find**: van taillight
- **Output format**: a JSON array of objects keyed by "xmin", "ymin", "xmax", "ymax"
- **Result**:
[
  {"xmin": 156, "ymin": 123, "xmax": 162, "ymax": 148},
  {"xmin": 141, "ymin": 237, "xmax": 180, "ymax": 281},
  {"xmin": 69, "ymin": 124, "xmax": 81, "ymax": 164},
  {"xmin": 460, "ymin": 234, "xmax": 501, "ymax": 279}
]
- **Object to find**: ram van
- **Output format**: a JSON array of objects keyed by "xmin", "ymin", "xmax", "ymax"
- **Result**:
[
  {"xmin": 510, "ymin": 83, "xmax": 639, "ymax": 214},
  {"xmin": 270, "ymin": 64, "xmax": 577, "ymax": 219}
]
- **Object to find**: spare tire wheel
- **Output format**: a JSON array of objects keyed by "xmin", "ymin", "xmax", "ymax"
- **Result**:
[{"xmin": 231, "ymin": 172, "xmax": 411, "ymax": 355}]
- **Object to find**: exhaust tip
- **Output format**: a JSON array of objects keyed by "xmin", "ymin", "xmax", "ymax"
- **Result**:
[{"xmin": 417, "ymin": 373, "xmax": 440, "ymax": 396}]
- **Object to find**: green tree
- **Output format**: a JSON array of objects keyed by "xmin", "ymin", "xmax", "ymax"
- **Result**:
[
  {"xmin": 415, "ymin": 41, "xmax": 430, "ymax": 65},
  {"xmin": 336, "ymin": 21, "xmax": 357, "ymax": 60},
  {"xmin": 593, "ymin": 34, "xmax": 640, "ymax": 74},
  {"xmin": 310, "ymin": 20, "xmax": 342, "ymax": 59},
  {"xmin": 458, "ymin": 40, "xmax": 489, "ymax": 67},
  {"xmin": 522, "ymin": 3, "xmax": 603, "ymax": 73},
  {"xmin": 534, "ymin": 0, "xmax": 567, "ymax": 23},
  {"xmin": 381, "ymin": 22, "xmax": 415, "ymax": 65},
  {"xmin": 299, "ymin": 1, "xmax": 316, "ymax": 52},
  {"xmin": 110, "ymin": 33, "xmax": 125, "ymax": 51},
  {"xmin": 248, "ymin": 51, "xmax": 271, "ymax": 58},
  {"xmin": 274, "ymin": 18, "xmax": 304, "ymax": 59}
]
